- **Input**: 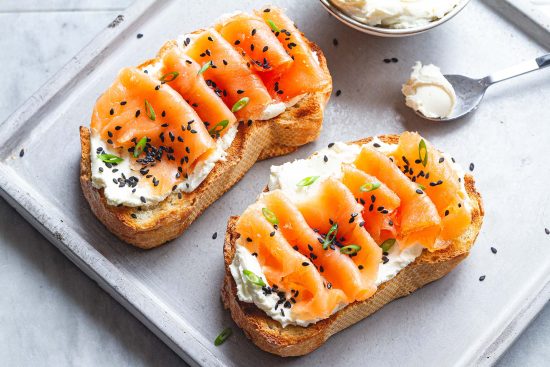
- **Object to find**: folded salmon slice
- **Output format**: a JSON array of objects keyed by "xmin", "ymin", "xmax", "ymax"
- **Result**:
[
  {"xmin": 185, "ymin": 28, "xmax": 273, "ymax": 120},
  {"xmin": 341, "ymin": 164, "xmax": 400, "ymax": 244},
  {"xmin": 91, "ymin": 67, "xmax": 215, "ymax": 195},
  {"xmin": 215, "ymin": 12, "xmax": 293, "ymax": 79},
  {"xmin": 354, "ymin": 146, "xmax": 442, "ymax": 251},
  {"xmin": 262, "ymin": 190, "xmax": 372, "ymax": 303},
  {"xmin": 296, "ymin": 178, "xmax": 381, "ymax": 294},
  {"xmin": 236, "ymin": 202, "xmax": 347, "ymax": 322},
  {"xmin": 391, "ymin": 132, "xmax": 471, "ymax": 241},
  {"xmin": 256, "ymin": 6, "xmax": 330, "ymax": 101},
  {"xmin": 160, "ymin": 48, "xmax": 237, "ymax": 137}
]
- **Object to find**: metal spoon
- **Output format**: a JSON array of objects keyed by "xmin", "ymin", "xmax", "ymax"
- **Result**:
[{"xmin": 416, "ymin": 53, "xmax": 550, "ymax": 121}]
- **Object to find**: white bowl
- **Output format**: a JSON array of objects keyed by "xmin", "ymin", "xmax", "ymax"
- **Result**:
[{"xmin": 319, "ymin": 0, "xmax": 471, "ymax": 37}]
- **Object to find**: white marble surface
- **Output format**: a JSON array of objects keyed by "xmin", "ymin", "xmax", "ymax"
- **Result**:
[{"xmin": 0, "ymin": 1, "xmax": 547, "ymax": 366}]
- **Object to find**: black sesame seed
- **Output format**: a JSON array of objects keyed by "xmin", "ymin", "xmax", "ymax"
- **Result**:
[
  {"xmin": 270, "ymin": 231, "xmax": 275, "ymax": 237},
  {"xmin": 324, "ymin": 155, "xmax": 328, "ymax": 163},
  {"xmin": 234, "ymin": 40, "xmax": 240, "ymax": 45},
  {"xmin": 469, "ymin": 163, "xmax": 475, "ymax": 171},
  {"xmin": 490, "ymin": 247, "xmax": 497, "ymax": 254},
  {"xmin": 335, "ymin": 89, "xmax": 341, "ymax": 97},
  {"xmin": 264, "ymin": 8, "xmax": 270, "ymax": 12},
  {"xmin": 161, "ymin": 110, "xmax": 166, "ymax": 117},
  {"xmin": 250, "ymin": 44, "xmax": 254, "ymax": 51},
  {"xmin": 155, "ymin": 85, "xmax": 160, "ymax": 90},
  {"xmin": 293, "ymin": 245, "xmax": 299, "ymax": 251},
  {"xmin": 358, "ymin": 264, "xmax": 364, "ymax": 270},
  {"xmin": 207, "ymin": 36, "xmax": 213, "ymax": 41},
  {"xmin": 302, "ymin": 262, "xmax": 309, "ymax": 266},
  {"xmin": 333, "ymin": 38, "xmax": 338, "ymax": 46},
  {"xmin": 327, "ymin": 282, "xmax": 332, "ymax": 289},
  {"xmin": 137, "ymin": 33, "xmax": 143, "ymax": 39},
  {"xmin": 545, "ymin": 228, "xmax": 549, "ymax": 235},
  {"xmin": 140, "ymin": 196, "xmax": 146, "ymax": 203},
  {"xmin": 246, "ymin": 237, "xmax": 252, "ymax": 242},
  {"xmin": 383, "ymin": 58, "xmax": 391, "ymax": 63},
  {"xmin": 109, "ymin": 108, "xmax": 114, "ymax": 115},
  {"xmin": 444, "ymin": 210, "xmax": 450, "ymax": 216},
  {"xmin": 135, "ymin": 110, "xmax": 141, "ymax": 118},
  {"xmin": 120, "ymin": 101, "xmax": 127, "ymax": 105},
  {"xmin": 115, "ymin": 126, "xmax": 122, "ymax": 130},
  {"xmin": 262, "ymin": 46, "xmax": 268, "ymax": 52},
  {"xmin": 328, "ymin": 142, "xmax": 335, "ymax": 148},
  {"xmin": 391, "ymin": 57, "xmax": 398, "ymax": 63},
  {"xmin": 373, "ymin": 143, "xmax": 381, "ymax": 148},
  {"xmin": 479, "ymin": 275, "xmax": 486, "ymax": 281},
  {"xmin": 237, "ymin": 89, "xmax": 244, "ymax": 94},
  {"xmin": 439, "ymin": 157, "xmax": 445, "ymax": 163},
  {"xmin": 212, "ymin": 232, "xmax": 217, "ymax": 239},
  {"xmin": 416, "ymin": 189, "xmax": 424, "ymax": 194},
  {"xmin": 19, "ymin": 149, "xmax": 24, "ymax": 157}
]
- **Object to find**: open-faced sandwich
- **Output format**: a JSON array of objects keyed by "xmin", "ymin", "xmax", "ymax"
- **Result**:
[
  {"xmin": 80, "ymin": 6, "xmax": 332, "ymax": 248},
  {"xmin": 222, "ymin": 132, "xmax": 484, "ymax": 356}
]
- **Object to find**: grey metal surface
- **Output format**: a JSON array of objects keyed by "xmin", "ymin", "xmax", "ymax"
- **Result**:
[{"xmin": 0, "ymin": 0, "xmax": 549, "ymax": 366}]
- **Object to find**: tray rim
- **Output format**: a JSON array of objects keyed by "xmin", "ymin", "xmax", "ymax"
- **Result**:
[{"xmin": 0, "ymin": 1, "xmax": 548, "ymax": 366}]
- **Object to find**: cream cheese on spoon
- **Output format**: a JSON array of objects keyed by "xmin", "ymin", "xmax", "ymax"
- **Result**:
[{"xmin": 402, "ymin": 62, "xmax": 457, "ymax": 119}]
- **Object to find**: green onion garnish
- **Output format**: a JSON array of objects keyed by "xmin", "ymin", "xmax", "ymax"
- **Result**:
[
  {"xmin": 418, "ymin": 139, "xmax": 428, "ymax": 167},
  {"xmin": 243, "ymin": 269, "xmax": 266, "ymax": 287},
  {"xmin": 231, "ymin": 97, "xmax": 250, "ymax": 113},
  {"xmin": 144, "ymin": 99, "xmax": 155, "ymax": 121},
  {"xmin": 133, "ymin": 136, "xmax": 148, "ymax": 158},
  {"xmin": 97, "ymin": 153, "xmax": 123, "ymax": 164},
  {"xmin": 197, "ymin": 60, "xmax": 212, "ymax": 76},
  {"xmin": 159, "ymin": 71, "xmax": 179, "ymax": 82},
  {"xmin": 214, "ymin": 327, "xmax": 233, "ymax": 346},
  {"xmin": 380, "ymin": 238, "xmax": 396, "ymax": 253},
  {"xmin": 262, "ymin": 207, "xmax": 279, "ymax": 225},
  {"xmin": 267, "ymin": 19, "xmax": 280, "ymax": 33},
  {"xmin": 297, "ymin": 176, "xmax": 319, "ymax": 187},
  {"xmin": 418, "ymin": 183, "xmax": 426, "ymax": 190},
  {"xmin": 323, "ymin": 223, "xmax": 338, "ymax": 250},
  {"xmin": 359, "ymin": 182, "xmax": 381, "ymax": 192},
  {"xmin": 208, "ymin": 119, "xmax": 229, "ymax": 137},
  {"xmin": 340, "ymin": 244, "xmax": 361, "ymax": 255}
]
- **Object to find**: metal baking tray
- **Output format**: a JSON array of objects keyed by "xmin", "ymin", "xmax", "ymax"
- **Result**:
[{"xmin": 0, "ymin": 0, "xmax": 548, "ymax": 366}]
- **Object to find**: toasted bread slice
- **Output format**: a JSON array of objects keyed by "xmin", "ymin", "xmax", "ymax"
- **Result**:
[
  {"xmin": 80, "ymin": 37, "xmax": 331, "ymax": 249},
  {"xmin": 221, "ymin": 135, "xmax": 484, "ymax": 356}
]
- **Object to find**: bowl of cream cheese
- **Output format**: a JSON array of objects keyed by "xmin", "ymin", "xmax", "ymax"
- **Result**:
[{"xmin": 320, "ymin": 0, "xmax": 470, "ymax": 37}]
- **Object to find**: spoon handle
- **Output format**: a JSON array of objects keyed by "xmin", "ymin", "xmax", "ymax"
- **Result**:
[{"xmin": 481, "ymin": 53, "xmax": 550, "ymax": 86}]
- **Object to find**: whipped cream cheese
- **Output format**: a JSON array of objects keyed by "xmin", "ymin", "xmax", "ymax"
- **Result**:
[
  {"xmin": 402, "ymin": 62, "xmax": 457, "ymax": 119},
  {"xmin": 231, "ymin": 138, "xmax": 471, "ymax": 327},
  {"xmin": 90, "ymin": 124, "xmax": 238, "ymax": 207},
  {"xmin": 333, "ymin": 0, "xmax": 461, "ymax": 29}
]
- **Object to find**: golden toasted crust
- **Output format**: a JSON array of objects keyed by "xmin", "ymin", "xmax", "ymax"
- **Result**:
[
  {"xmin": 221, "ymin": 135, "xmax": 484, "ymax": 356},
  {"xmin": 80, "ymin": 38, "xmax": 331, "ymax": 249}
]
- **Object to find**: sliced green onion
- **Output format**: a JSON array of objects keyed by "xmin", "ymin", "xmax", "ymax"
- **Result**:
[
  {"xmin": 418, "ymin": 139, "xmax": 428, "ymax": 167},
  {"xmin": 144, "ymin": 99, "xmax": 156, "ymax": 121},
  {"xmin": 197, "ymin": 60, "xmax": 212, "ymax": 76},
  {"xmin": 267, "ymin": 19, "xmax": 280, "ymax": 33},
  {"xmin": 97, "ymin": 153, "xmax": 123, "ymax": 164},
  {"xmin": 231, "ymin": 97, "xmax": 250, "ymax": 113},
  {"xmin": 297, "ymin": 176, "xmax": 319, "ymax": 187},
  {"xmin": 380, "ymin": 238, "xmax": 396, "ymax": 253},
  {"xmin": 214, "ymin": 327, "xmax": 233, "ymax": 346},
  {"xmin": 133, "ymin": 136, "xmax": 148, "ymax": 158},
  {"xmin": 243, "ymin": 269, "xmax": 266, "ymax": 287},
  {"xmin": 262, "ymin": 207, "xmax": 279, "ymax": 225},
  {"xmin": 159, "ymin": 71, "xmax": 179, "ymax": 82},
  {"xmin": 359, "ymin": 182, "xmax": 381, "ymax": 192},
  {"xmin": 323, "ymin": 223, "xmax": 338, "ymax": 250},
  {"xmin": 340, "ymin": 244, "xmax": 361, "ymax": 255},
  {"xmin": 208, "ymin": 119, "xmax": 229, "ymax": 137},
  {"xmin": 418, "ymin": 183, "xmax": 426, "ymax": 190}
]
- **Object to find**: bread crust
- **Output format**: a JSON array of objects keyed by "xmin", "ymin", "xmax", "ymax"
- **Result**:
[
  {"xmin": 221, "ymin": 135, "xmax": 484, "ymax": 357},
  {"xmin": 80, "ymin": 40, "xmax": 331, "ymax": 249}
]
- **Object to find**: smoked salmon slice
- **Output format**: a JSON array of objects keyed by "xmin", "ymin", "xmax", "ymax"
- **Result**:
[
  {"xmin": 390, "ymin": 132, "xmax": 471, "ymax": 240},
  {"xmin": 160, "ymin": 48, "xmax": 237, "ymax": 137},
  {"xmin": 341, "ymin": 164, "xmax": 400, "ymax": 244},
  {"xmin": 354, "ymin": 146, "xmax": 442, "ymax": 251},
  {"xmin": 296, "ymin": 178, "xmax": 381, "ymax": 294},
  {"xmin": 236, "ymin": 201, "xmax": 347, "ymax": 322},
  {"xmin": 184, "ymin": 28, "xmax": 273, "ymax": 120},
  {"xmin": 215, "ymin": 12, "xmax": 293, "ymax": 78},
  {"xmin": 255, "ymin": 6, "xmax": 330, "ymax": 101},
  {"xmin": 91, "ymin": 67, "xmax": 215, "ymax": 195},
  {"xmin": 262, "ymin": 190, "xmax": 373, "ymax": 303}
]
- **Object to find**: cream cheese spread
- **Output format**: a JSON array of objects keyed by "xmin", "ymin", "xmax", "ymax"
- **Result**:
[
  {"xmin": 402, "ymin": 62, "xmax": 457, "ymax": 119},
  {"xmin": 333, "ymin": 0, "xmax": 461, "ymax": 29},
  {"xmin": 231, "ymin": 138, "xmax": 470, "ymax": 327}
]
